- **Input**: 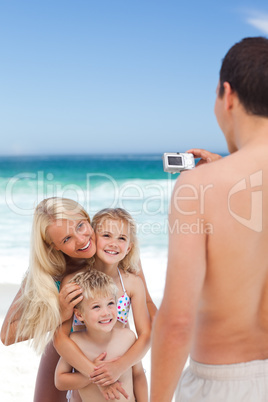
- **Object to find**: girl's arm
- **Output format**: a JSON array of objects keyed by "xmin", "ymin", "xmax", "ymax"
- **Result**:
[
  {"xmin": 91, "ymin": 274, "xmax": 151, "ymax": 385},
  {"xmin": 53, "ymin": 317, "xmax": 97, "ymax": 377},
  {"xmin": 137, "ymin": 260, "xmax": 157, "ymax": 321}
]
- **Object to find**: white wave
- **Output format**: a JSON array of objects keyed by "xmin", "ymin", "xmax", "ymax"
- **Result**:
[
  {"xmin": 140, "ymin": 247, "xmax": 168, "ymax": 303},
  {"xmin": 0, "ymin": 255, "xmax": 28, "ymax": 285},
  {"xmin": 84, "ymin": 177, "xmax": 175, "ymax": 218},
  {"xmin": 0, "ymin": 174, "xmax": 171, "ymax": 290}
]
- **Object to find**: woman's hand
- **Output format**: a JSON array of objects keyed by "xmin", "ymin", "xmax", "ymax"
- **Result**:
[
  {"xmin": 187, "ymin": 148, "xmax": 222, "ymax": 166},
  {"xmin": 58, "ymin": 282, "xmax": 83, "ymax": 323}
]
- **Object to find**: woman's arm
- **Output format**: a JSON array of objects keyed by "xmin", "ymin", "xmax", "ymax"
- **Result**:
[
  {"xmin": 0, "ymin": 285, "xmax": 26, "ymax": 345},
  {"xmin": 91, "ymin": 275, "xmax": 151, "ymax": 385},
  {"xmin": 1, "ymin": 277, "xmax": 84, "ymax": 346},
  {"xmin": 137, "ymin": 260, "xmax": 157, "ymax": 321}
]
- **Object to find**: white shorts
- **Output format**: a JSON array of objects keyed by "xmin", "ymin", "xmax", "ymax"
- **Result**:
[{"xmin": 175, "ymin": 358, "xmax": 268, "ymax": 402}]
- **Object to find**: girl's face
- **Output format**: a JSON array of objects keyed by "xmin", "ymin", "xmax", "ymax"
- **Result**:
[
  {"xmin": 47, "ymin": 218, "xmax": 96, "ymax": 259},
  {"xmin": 95, "ymin": 218, "xmax": 132, "ymax": 265}
]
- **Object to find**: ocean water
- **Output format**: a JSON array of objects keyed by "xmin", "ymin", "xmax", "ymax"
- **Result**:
[{"xmin": 0, "ymin": 154, "xmax": 178, "ymax": 303}]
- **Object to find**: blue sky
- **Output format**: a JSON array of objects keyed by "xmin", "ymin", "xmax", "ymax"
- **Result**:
[{"xmin": 1, "ymin": 0, "xmax": 268, "ymax": 156}]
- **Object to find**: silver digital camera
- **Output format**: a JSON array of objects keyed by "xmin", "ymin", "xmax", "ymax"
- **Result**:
[{"xmin": 162, "ymin": 152, "xmax": 195, "ymax": 173}]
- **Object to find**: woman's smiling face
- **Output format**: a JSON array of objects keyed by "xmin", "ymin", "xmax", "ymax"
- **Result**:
[{"xmin": 47, "ymin": 218, "xmax": 96, "ymax": 259}]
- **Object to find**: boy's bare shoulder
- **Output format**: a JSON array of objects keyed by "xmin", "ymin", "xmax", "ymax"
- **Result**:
[
  {"xmin": 112, "ymin": 327, "xmax": 136, "ymax": 345},
  {"xmin": 69, "ymin": 329, "xmax": 86, "ymax": 341}
]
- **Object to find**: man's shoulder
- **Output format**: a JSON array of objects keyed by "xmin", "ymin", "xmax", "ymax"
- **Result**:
[
  {"xmin": 175, "ymin": 153, "xmax": 239, "ymax": 189},
  {"xmin": 170, "ymin": 154, "xmax": 242, "ymax": 219}
]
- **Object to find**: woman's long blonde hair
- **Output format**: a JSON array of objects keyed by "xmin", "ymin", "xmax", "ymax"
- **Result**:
[
  {"xmin": 12, "ymin": 197, "xmax": 91, "ymax": 353},
  {"xmin": 91, "ymin": 208, "xmax": 140, "ymax": 274}
]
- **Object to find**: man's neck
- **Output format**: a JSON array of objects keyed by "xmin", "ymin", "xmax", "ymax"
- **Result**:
[{"xmin": 232, "ymin": 106, "xmax": 268, "ymax": 151}]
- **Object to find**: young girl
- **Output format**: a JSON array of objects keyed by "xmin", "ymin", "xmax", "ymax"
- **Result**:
[
  {"xmin": 54, "ymin": 208, "xmax": 151, "ymax": 401},
  {"xmin": 0, "ymin": 197, "xmax": 156, "ymax": 401}
]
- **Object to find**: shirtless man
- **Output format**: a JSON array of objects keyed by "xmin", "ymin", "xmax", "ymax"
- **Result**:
[{"xmin": 150, "ymin": 36, "xmax": 268, "ymax": 402}]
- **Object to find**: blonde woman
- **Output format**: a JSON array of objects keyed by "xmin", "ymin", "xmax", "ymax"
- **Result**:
[{"xmin": 0, "ymin": 197, "xmax": 156, "ymax": 402}]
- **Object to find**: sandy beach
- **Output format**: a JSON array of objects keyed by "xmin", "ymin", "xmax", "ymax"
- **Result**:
[
  {"xmin": 0, "ymin": 284, "xmax": 41, "ymax": 402},
  {"xmin": 0, "ymin": 283, "xmax": 154, "ymax": 402}
]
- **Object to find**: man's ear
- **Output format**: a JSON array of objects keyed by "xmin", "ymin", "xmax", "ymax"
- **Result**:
[
  {"xmin": 74, "ymin": 308, "xmax": 84, "ymax": 324},
  {"xmin": 223, "ymin": 82, "xmax": 235, "ymax": 111}
]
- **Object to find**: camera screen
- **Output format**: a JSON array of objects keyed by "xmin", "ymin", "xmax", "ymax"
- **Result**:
[{"xmin": 168, "ymin": 156, "xmax": 183, "ymax": 166}]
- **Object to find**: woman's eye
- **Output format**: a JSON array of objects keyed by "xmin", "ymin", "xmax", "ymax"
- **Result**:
[
  {"xmin": 77, "ymin": 222, "xmax": 85, "ymax": 230},
  {"xmin": 63, "ymin": 237, "xmax": 70, "ymax": 244}
]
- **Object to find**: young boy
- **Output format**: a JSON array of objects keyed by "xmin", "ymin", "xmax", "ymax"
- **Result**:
[{"xmin": 55, "ymin": 269, "xmax": 141, "ymax": 401}]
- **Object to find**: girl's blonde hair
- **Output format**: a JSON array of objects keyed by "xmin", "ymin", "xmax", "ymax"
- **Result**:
[
  {"xmin": 12, "ymin": 197, "xmax": 91, "ymax": 353},
  {"xmin": 91, "ymin": 208, "xmax": 140, "ymax": 274}
]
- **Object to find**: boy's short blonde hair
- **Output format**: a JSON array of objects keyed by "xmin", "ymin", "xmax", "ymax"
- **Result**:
[{"xmin": 69, "ymin": 269, "xmax": 118, "ymax": 311}]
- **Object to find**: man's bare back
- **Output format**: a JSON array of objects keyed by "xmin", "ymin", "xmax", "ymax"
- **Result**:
[
  {"xmin": 189, "ymin": 145, "xmax": 268, "ymax": 364},
  {"xmin": 151, "ymin": 37, "xmax": 268, "ymax": 402}
]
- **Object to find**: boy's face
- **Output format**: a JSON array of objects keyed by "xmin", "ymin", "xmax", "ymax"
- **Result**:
[
  {"xmin": 95, "ymin": 218, "xmax": 132, "ymax": 265},
  {"xmin": 75, "ymin": 294, "xmax": 117, "ymax": 333}
]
